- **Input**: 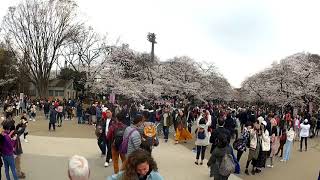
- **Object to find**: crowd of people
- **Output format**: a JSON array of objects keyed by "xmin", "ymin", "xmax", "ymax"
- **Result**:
[
  {"xmin": 0, "ymin": 95, "xmax": 320, "ymax": 179},
  {"xmin": 92, "ymin": 101, "xmax": 320, "ymax": 179}
]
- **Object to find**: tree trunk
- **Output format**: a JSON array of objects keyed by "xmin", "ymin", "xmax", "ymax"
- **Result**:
[{"xmin": 36, "ymin": 79, "xmax": 49, "ymax": 98}]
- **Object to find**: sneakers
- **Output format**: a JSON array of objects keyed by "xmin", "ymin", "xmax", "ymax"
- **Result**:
[
  {"xmin": 109, "ymin": 159, "xmax": 112, "ymax": 163},
  {"xmin": 104, "ymin": 162, "xmax": 109, "ymax": 167},
  {"xmin": 280, "ymin": 159, "xmax": 286, "ymax": 162},
  {"xmin": 267, "ymin": 165, "xmax": 274, "ymax": 168},
  {"xmin": 24, "ymin": 139, "xmax": 29, "ymax": 143}
]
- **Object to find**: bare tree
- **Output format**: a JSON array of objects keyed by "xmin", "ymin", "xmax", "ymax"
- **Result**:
[{"xmin": 2, "ymin": 0, "xmax": 81, "ymax": 97}]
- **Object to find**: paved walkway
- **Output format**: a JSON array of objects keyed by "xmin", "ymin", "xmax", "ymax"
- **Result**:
[{"xmin": 4, "ymin": 135, "xmax": 242, "ymax": 180}]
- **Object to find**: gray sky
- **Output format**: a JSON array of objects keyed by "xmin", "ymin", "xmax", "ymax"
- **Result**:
[{"xmin": 2, "ymin": 0, "xmax": 320, "ymax": 88}]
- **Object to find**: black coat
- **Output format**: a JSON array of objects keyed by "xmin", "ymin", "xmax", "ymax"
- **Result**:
[
  {"xmin": 210, "ymin": 127, "xmax": 231, "ymax": 153},
  {"xmin": 49, "ymin": 108, "xmax": 58, "ymax": 123}
]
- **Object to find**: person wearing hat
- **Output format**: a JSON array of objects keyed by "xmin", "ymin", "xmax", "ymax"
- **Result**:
[
  {"xmin": 299, "ymin": 119, "xmax": 310, "ymax": 152},
  {"xmin": 194, "ymin": 118, "xmax": 211, "ymax": 165}
]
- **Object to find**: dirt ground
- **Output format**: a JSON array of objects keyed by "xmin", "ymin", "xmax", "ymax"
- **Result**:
[{"xmin": 13, "ymin": 113, "xmax": 320, "ymax": 180}]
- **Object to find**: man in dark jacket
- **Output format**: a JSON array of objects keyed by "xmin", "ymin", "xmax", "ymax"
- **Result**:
[
  {"xmin": 210, "ymin": 118, "xmax": 231, "ymax": 153},
  {"xmin": 43, "ymin": 100, "xmax": 50, "ymax": 120},
  {"xmin": 49, "ymin": 107, "xmax": 58, "ymax": 131}
]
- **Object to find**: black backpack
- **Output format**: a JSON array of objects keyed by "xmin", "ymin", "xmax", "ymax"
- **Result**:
[{"xmin": 113, "ymin": 127, "xmax": 126, "ymax": 151}]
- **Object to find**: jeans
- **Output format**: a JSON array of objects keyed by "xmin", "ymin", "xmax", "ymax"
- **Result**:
[
  {"xmin": 283, "ymin": 140, "xmax": 292, "ymax": 161},
  {"xmin": 163, "ymin": 126, "xmax": 169, "ymax": 140},
  {"xmin": 196, "ymin": 145, "xmax": 207, "ymax": 160},
  {"xmin": 300, "ymin": 137, "xmax": 308, "ymax": 150},
  {"xmin": 3, "ymin": 155, "xmax": 18, "ymax": 180},
  {"xmin": 77, "ymin": 116, "xmax": 83, "ymax": 124}
]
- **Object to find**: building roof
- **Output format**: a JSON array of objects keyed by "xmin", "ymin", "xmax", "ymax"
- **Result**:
[{"xmin": 48, "ymin": 79, "xmax": 73, "ymax": 89}]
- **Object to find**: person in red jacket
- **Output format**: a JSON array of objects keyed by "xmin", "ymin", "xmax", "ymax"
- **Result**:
[{"xmin": 106, "ymin": 112, "xmax": 127, "ymax": 174}]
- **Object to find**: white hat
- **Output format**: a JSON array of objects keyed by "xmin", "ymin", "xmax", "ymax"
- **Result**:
[
  {"xmin": 257, "ymin": 116, "xmax": 264, "ymax": 123},
  {"xmin": 261, "ymin": 120, "xmax": 267, "ymax": 126},
  {"xmin": 304, "ymin": 119, "xmax": 308, "ymax": 123}
]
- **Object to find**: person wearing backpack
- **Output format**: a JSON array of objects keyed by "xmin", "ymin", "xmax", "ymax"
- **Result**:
[
  {"xmin": 121, "ymin": 115, "xmax": 144, "ymax": 157},
  {"xmin": 106, "ymin": 112, "xmax": 127, "ymax": 174},
  {"xmin": 194, "ymin": 118, "xmax": 210, "ymax": 165},
  {"xmin": 207, "ymin": 133, "xmax": 234, "ymax": 180}
]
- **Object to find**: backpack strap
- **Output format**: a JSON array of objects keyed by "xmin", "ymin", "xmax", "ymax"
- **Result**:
[{"xmin": 125, "ymin": 128, "xmax": 137, "ymax": 140}]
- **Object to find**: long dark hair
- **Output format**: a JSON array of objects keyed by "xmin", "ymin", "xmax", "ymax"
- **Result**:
[{"xmin": 122, "ymin": 149, "xmax": 158, "ymax": 180}]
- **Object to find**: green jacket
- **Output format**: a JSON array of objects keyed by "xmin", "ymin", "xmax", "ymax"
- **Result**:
[{"xmin": 160, "ymin": 112, "xmax": 173, "ymax": 127}]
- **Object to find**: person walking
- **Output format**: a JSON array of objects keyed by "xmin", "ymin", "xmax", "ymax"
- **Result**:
[
  {"xmin": 106, "ymin": 112, "xmax": 127, "ymax": 174},
  {"xmin": 160, "ymin": 107, "xmax": 173, "ymax": 143},
  {"xmin": 175, "ymin": 109, "xmax": 192, "ymax": 144},
  {"xmin": 300, "ymin": 119, "xmax": 310, "ymax": 152},
  {"xmin": 207, "ymin": 133, "xmax": 233, "ymax": 180}
]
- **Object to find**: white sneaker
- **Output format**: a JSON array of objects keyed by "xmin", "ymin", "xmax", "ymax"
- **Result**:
[
  {"xmin": 24, "ymin": 139, "xmax": 29, "ymax": 143},
  {"xmin": 280, "ymin": 159, "xmax": 286, "ymax": 162},
  {"xmin": 109, "ymin": 159, "xmax": 112, "ymax": 163},
  {"xmin": 104, "ymin": 162, "xmax": 109, "ymax": 167},
  {"xmin": 33, "ymin": 119, "xmax": 36, "ymax": 122},
  {"xmin": 266, "ymin": 165, "xmax": 273, "ymax": 168}
]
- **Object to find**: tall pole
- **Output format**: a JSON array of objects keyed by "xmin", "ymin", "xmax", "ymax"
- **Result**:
[{"xmin": 147, "ymin": 33, "xmax": 157, "ymax": 62}]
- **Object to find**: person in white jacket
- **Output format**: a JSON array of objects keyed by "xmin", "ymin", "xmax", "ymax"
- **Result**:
[
  {"xmin": 194, "ymin": 116, "xmax": 211, "ymax": 165},
  {"xmin": 300, "ymin": 119, "xmax": 310, "ymax": 152},
  {"xmin": 281, "ymin": 126, "xmax": 295, "ymax": 162},
  {"xmin": 260, "ymin": 120, "xmax": 270, "ymax": 170}
]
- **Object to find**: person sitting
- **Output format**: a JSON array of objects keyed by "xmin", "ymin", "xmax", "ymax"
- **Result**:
[
  {"xmin": 68, "ymin": 155, "xmax": 90, "ymax": 180},
  {"xmin": 107, "ymin": 149, "xmax": 163, "ymax": 180}
]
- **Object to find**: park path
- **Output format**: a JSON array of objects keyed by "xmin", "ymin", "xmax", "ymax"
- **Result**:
[{"xmin": 6, "ymin": 135, "xmax": 242, "ymax": 180}]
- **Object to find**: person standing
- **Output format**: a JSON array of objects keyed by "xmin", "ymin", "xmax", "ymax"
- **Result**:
[
  {"xmin": 194, "ymin": 118, "xmax": 210, "ymax": 165},
  {"xmin": 14, "ymin": 122, "xmax": 27, "ymax": 179},
  {"xmin": 49, "ymin": 106, "xmax": 58, "ymax": 131},
  {"xmin": 57, "ymin": 102, "xmax": 64, "ymax": 127},
  {"xmin": 281, "ymin": 126, "xmax": 295, "ymax": 162},
  {"xmin": 1, "ymin": 121, "xmax": 19, "ymax": 180},
  {"xmin": 76, "ymin": 103, "xmax": 83, "ymax": 124},
  {"xmin": 43, "ymin": 100, "xmax": 50, "ymax": 120},
  {"xmin": 300, "ymin": 119, "xmax": 310, "ymax": 152}
]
